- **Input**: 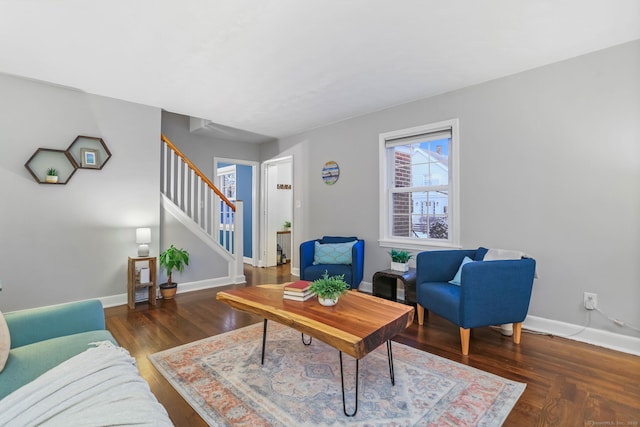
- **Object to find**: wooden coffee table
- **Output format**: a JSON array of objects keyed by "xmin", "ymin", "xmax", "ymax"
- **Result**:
[{"xmin": 216, "ymin": 286, "xmax": 414, "ymax": 416}]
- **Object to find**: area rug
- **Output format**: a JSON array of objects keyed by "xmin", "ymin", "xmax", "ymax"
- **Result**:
[{"xmin": 149, "ymin": 322, "xmax": 525, "ymax": 426}]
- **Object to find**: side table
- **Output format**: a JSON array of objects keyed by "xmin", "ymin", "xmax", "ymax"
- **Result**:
[
  {"xmin": 372, "ymin": 268, "xmax": 416, "ymax": 305},
  {"xmin": 127, "ymin": 256, "xmax": 157, "ymax": 309}
]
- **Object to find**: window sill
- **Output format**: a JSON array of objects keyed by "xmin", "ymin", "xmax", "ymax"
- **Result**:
[{"xmin": 378, "ymin": 238, "xmax": 461, "ymax": 252}]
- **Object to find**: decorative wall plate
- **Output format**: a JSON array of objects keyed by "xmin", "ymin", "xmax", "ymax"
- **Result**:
[{"xmin": 322, "ymin": 161, "xmax": 340, "ymax": 185}]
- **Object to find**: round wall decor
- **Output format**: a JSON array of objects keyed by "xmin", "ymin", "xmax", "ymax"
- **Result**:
[{"xmin": 321, "ymin": 161, "xmax": 340, "ymax": 185}]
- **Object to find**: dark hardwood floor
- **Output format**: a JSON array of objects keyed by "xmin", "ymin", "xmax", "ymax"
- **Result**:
[{"xmin": 105, "ymin": 264, "xmax": 640, "ymax": 426}]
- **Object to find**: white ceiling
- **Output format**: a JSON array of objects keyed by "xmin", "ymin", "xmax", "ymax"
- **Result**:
[{"xmin": 1, "ymin": 1, "xmax": 639, "ymax": 141}]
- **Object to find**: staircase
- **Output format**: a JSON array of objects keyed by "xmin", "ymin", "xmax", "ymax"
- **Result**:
[{"xmin": 161, "ymin": 134, "xmax": 244, "ymax": 283}]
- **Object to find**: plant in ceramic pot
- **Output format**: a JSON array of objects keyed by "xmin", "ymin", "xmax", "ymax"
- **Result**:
[
  {"xmin": 159, "ymin": 244, "xmax": 190, "ymax": 299},
  {"xmin": 389, "ymin": 249, "xmax": 413, "ymax": 272},
  {"xmin": 45, "ymin": 167, "xmax": 58, "ymax": 183},
  {"xmin": 309, "ymin": 271, "xmax": 350, "ymax": 306}
]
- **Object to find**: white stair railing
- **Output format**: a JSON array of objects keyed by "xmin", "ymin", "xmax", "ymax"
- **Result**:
[{"xmin": 161, "ymin": 134, "xmax": 243, "ymax": 280}]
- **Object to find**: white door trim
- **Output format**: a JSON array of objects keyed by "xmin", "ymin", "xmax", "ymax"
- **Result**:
[
  {"xmin": 213, "ymin": 157, "xmax": 260, "ymax": 266},
  {"xmin": 260, "ymin": 156, "xmax": 293, "ymax": 268}
]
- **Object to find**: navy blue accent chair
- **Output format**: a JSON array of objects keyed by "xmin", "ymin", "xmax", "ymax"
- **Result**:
[
  {"xmin": 415, "ymin": 248, "xmax": 536, "ymax": 355},
  {"xmin": 299, "ymin": 236, "xmax": 364, "ymax": 289}
]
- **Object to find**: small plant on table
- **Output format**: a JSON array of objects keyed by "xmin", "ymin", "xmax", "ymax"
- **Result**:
[
  {"xmin": 309, "ymin": 271, "xmax": 350, "ymax": 306},
  {"xmin": 389, "ymin": 249, "xmax": 413, "ymax": 271}
]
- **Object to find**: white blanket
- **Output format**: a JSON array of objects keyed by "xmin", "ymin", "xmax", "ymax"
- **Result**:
[{"xmin": 0, "ymin": 342, "xmax": 172, "ymax": 427}]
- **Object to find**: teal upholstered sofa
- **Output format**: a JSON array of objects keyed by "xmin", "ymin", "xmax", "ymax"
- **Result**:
[{"xmin": 0, "ymin": 300, "xmax": 116, "ymax": 399}]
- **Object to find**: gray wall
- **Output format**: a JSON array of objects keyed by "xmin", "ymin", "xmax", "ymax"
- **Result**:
[
  {"xmin": 159, "ymin": 209, "xmax": 228, "ymax": 284},
  {"xmin": 267, "ymin": 40, "xmax": 640, "ymax": 338},
  {"xmin": 0, "ymin": 74, "xmax": 161, "ymax": 311},
  {"xmin": 162, "ymin": 112, "xmax": 261, "ymax": 176}
]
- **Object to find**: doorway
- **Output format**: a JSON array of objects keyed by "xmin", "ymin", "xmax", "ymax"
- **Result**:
[
  {"xmin": 213, "ymin": 157, "xmax": 259, "ymax": 266},
  {"xmin": 261, "ymin": 156, "xmax": 293, "ymax": 268}
]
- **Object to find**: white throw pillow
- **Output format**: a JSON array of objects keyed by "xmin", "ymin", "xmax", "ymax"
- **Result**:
[{"xmin": 0, "ymin": 309, "xmax": 10, "ymax": 372}]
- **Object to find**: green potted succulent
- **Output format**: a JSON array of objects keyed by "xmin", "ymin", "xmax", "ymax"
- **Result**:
[
  {"xmin": 389, "ymin": 249, "xmax": 413, "ymax": 272},
  {"xmin": 45, "ymin": 167, "xmax": 58, "ymax": 183},
  {"xmin": 159, "ymin": 244, "xmax": 190, "ymax": 299},
  {"xmin": 309, "ymin": 271, "xmax": 350, "ymax": 306}
]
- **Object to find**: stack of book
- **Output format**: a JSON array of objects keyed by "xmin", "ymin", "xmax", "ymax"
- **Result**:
[{"xmin": 283, "ymin": 280, "xmax": 314, "ymax": 301}]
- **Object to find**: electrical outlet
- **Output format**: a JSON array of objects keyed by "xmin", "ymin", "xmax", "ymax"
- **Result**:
[{"xmin": 584, "ymin": 292, "xmax": 597, "ymax": 310}]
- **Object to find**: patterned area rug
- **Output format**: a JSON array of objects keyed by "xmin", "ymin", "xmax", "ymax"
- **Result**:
[{"xmin": 149, "ymin": 322, "xmax": 525, "ymax": 426}]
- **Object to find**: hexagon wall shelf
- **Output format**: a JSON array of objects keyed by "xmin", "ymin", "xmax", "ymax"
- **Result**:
[
  {"xmin": 67, "ymin": 136, "xmax": 112, "ymax": 170},
  {"xmin": 25, "ymin": 148, "xmax": 78, "ymax": 185},
  {"xmin": 25, "ymin": 135, "xmax": 111, "ymax": 184}
]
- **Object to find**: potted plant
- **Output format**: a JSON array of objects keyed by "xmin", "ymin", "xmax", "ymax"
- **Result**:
[
  {"xmin": 283, "ymin": 220, "xmax": 291, "ymax": 230},
  {"xmin": 308, "ymin": 271, "xmax": 350, "ymax": 306},
  {"xmin": 45, "ymin": 167, "xmax": 58, "ymax": 183},
  {"xmin": 389, "ymin": 249, "xmax": 413, "ymax": 272},
  {"xmin": 159, "ymin": 244, "xmax": 190, "ymax": 299}
]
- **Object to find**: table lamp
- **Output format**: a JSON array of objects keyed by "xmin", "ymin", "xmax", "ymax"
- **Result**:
[{"xmin": 136, "ymin": 227, "xmax": 151, "ymax": 257}]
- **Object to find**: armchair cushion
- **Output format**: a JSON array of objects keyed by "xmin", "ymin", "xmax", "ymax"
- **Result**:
[
  {"xmin": 313, "ymin": 241, "xmax": 356, "ymax": 265},
  {"xmin": 301, "ymin": 264, "xmax": 354, "ymax": 285}
]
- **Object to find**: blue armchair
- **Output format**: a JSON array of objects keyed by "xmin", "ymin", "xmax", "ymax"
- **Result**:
[
  {"xmin": 415, "ymin": 248, "xmax": 536, "ymax": 355},
  {"xmin": 299, "ymin": 236, "xmax": 364, "ymax": 289}
]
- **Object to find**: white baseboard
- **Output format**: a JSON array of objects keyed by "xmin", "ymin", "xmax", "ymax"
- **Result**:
[
  {"xmin": 360, "ymin": 281, "xmax": 639, "ymax": 356},
  {"xmin": 523, "ymin": 315, "xmax": 640, "ymax": 356},
  {"xmin": 99, "ymin": 277, "xmax": 239, "ymax": 308},
  {"xmin": 359, "ymin": 280, "xmax": 372, "ymax": 293},
  {"xmin": 99, "ymin": 294, "xmax": 128, "ymax": 308},
  {"xmin": 176, "ymin": 277, "xmax": 238, "ymax": 294}
]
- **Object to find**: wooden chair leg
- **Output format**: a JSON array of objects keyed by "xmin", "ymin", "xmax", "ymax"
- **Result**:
[
  {"xmin": 460, "ymin": 328, "xmax": 470, "ymax": 355},
  {"xmin": 513, "ymin": 322, "xmax": 522, "ymax": 344},
  {"xmin": 417, "ymin": 304, "xmax": 425, "ymax": 325}
]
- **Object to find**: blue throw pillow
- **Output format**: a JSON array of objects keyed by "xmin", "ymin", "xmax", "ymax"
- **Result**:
[
  {"xmin": 313, "ymin": 241, "xmax": 355, "ymax": 265},
  {"xmin": 449, "ymin": 256, "xmax": 474, "ymax": 286}
]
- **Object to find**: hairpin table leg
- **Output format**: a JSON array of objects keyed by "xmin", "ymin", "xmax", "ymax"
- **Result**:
[
  {"xmin": 261, "ymin": 319, "xmax": 267, "ymax": 365},
  {"xmin": 339, "ymin": 351, "xmax": 359, "ymax": 417},
  {"xmin": 301, "ymin": 333, "xmax": 312, "ymax": 346},
  {"xmin": 387, "ymin": 340, "xmax": 395, "ymax": 385}
]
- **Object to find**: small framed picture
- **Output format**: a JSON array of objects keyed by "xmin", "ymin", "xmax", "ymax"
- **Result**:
[{"xmin": 80, "ymin": 148, "xmax": 99, "ymax": 168}]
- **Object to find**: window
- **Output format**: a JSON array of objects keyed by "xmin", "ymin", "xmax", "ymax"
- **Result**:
[
  {"xmin": 379, "ymin": 119, "xmax": 459, "ymax": 250},
  {"xmin": 217, "ymin": 165, "xmax": 236, "ymax": 228},
  {"xmin": 218, "ymin": 165, "xmax": 236, "ymax": 201}
]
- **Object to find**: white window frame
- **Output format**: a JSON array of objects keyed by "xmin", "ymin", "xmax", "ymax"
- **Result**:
[
  {"xmin": 378, "ymin": 118, "xmax": 460, "ymax": 251},
  {"xmin": 217, "ymin": 164, "xmax": 236, "ymax": 230}
]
